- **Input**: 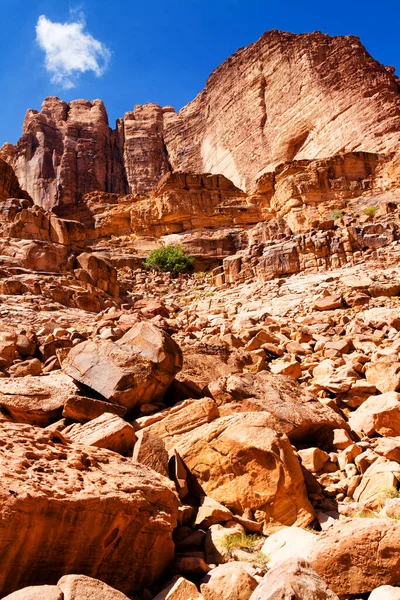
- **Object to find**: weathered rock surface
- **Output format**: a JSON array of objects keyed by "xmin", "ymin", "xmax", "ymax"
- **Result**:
[
  {"xmin": 207, "ymin": 372, "xmax": 347, "ymax": 443},
  {"xmin": 63, "ymin": 322, "xmax": 182, "ymax": 411},
  {"xmin": 308, "ymin": 519, "xmax": 400, "ymax": 595},
  {"xmin": 0, "ymin": 421, "xmax": 179, "ymax": 596},
  {"xmin": 249, "ymin": 558, "xmax": 339, "ymax": 600},
  {"xmin": 173, "ymin": 412, "xmax": 314, "ymax": 531},
  {"xmin": 0, "ymin": 373, "xmax": 79, "ymax": 426},
  {"xmin": 4, "ymin": 31, "xmax": 400, "ymax": 206}
]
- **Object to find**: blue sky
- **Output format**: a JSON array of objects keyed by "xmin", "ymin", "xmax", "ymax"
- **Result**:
[{"xmin": 1, "ymin": 0, "xmax": 399, "ymax": 145}]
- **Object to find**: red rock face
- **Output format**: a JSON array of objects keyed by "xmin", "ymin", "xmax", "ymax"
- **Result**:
[
  {"xmin": 164, "ymin": 30, "xmax": 400, "ymax": 191},
  {"xmin": 2, "ymin": 30, "xmax": 400, "ymax": 206},
  {"xmin": 0, "ymin": 158, "xmax": 27, "ymax": 202},
  {"xmin": 4, "ymin": 97, "xmax": 127, "ymax": 210}
]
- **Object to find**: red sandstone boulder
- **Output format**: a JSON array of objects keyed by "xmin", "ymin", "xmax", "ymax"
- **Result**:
[{"xmin": 63, "ymin": 322, "xmax": 183, "ymax": 411}]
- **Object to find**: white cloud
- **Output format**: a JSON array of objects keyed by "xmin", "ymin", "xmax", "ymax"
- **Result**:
[{"xmin": 35, "ymin": 13, "xmax": 111, "ymax": 89}]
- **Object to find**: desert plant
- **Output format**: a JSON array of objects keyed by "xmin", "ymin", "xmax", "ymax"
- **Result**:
[
  {"xmin": 330, "ymin": 209, "xmax": 344, "ymax": 220},
  {"xmin": 144, "ymin": 245, "xmax": 194, "ymax": 275},
  {"xmin": 219, "ymin": 532, "xmax": 264, "ymax": 551},
  {"xmin": 363, "ymin": 205, "xmax": 378, "ymax": 218}
]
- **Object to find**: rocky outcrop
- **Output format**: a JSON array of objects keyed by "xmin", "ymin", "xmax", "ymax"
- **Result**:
[
  {"xmin": 0, "ymin": 421, "xmax": 179, "ymax": 597},
  {"xmin": 2, "ymin": 98, "xmax": 127, "ymax": 209},
  {"xmin": 117, "ymin": 103, "xmax": 172, "ymax": 196},
  {"xmin": 4, "ymin": 31, "xmax": 400, "ymax": 206},
  {"xmin": 0, "ymin": 158, "xmax": 28, "ymax": 202}
]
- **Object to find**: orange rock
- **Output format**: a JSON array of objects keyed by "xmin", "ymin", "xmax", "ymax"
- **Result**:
[
  {"xmin": 173, "ymin": 413, "xmax": 314, "ymax": 531},
  {"xmin": 0, "ymin": 421, "xmax": 179, "ymax": 596}
]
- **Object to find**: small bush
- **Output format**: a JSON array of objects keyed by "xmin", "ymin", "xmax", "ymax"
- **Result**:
[
  {"xmin": 330, "ymin": 209, "xmax": 344, "ymax": 220},
  {"xmin": 219, "ymin": 532, "xmax": 264, "ymax": 551},
  {"xmin": 144, "ymin": 245, "xmax": 194, "ymax": 274},
  {"xmin": 363, "ymin": 205, "xmax": 378, "ymax": 218}
]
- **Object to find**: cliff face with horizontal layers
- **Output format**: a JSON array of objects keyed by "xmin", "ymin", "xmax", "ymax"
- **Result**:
[{"xmin": 2, "ymin": 30, "xmax": 399, "ymax": 208}]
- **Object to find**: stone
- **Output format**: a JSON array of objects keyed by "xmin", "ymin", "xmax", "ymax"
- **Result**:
[
  {"xmin": 249, "ymin": 558, "xmax": 339, "ymax": 600},
  {"xmin": 353, "ymin": 458, "xmax": 400, "ymax": 509},
  {"xmin": 0, "ymin": 373, "xmax": 79, "ymax": 426},
  {"xmin": 173, "ymin": 413, "xmax": 314, "ymax": 531},
  {"xmin": 62, "ymin": 395, "xmax": 127, "ymax": 423},
  {"xmin": 314, "ymin": 295, "xmax": 343, "ymax": 311},
  {"xmin": 208, "ymin": 372, "xmax": 347, "ymax": 444},
  {"xmin": 64, "ymin": 412, "xmax": 136, "ymax": 455},
  {"xmin": 135, "ymin": 398, "xmax": 219, "ymax": 449},
  {"xmin": 9, "ymin": 358, "xmax": 42, "ymax": 377},
  {"xmin": 0, "ymin": 331, "xmax": 17, "ymax": 368},
  {"xmin": 298, "ymin": 448, "xmax": 330, "ymax": 473},
  {"xmin": 365, "ymin": 361, "xmax": 400, "ymax": 393},
  {"xmin": 201, "ymin": 562, "xmax": 258, "ymax": 600},
  {"xmin": 57, "ymin": 575, "xmax": 131, "ymax": 600},
  {"xmin": 269, "ymin": 359, "xmax": 302, "ymax": 379},
  {"xmin": 308, "ymin": 519, "xmax": 400, "ymax": 595},
  {"xmin": 152, "ymin": 576, "xmax": 203, "ymax": 600},
  {"xmin": 1, "ymin": 587, "xmax": 62, "ymax": 600},
  {"xmin": 348, "ymin": 392, "xmax": 400, "ymax": 437},
  {"xmin": 260, "ymin": 527, "xmax": 317, "ymax": 567},
  {"xmin": 195, "ymin": 496, "xmax": 233, "ymax": 528},
  {"xmin": 63, "ymin": 322, "xmax": 182, "ymax": 411},
  {"xmin": 369, "ymin": 586, "xmax": 400, "ymax": 600},
  {"xmin": 0, "ymin": 421, "xmax": 178, "ymax": 597},
  {"xmin": 133, "ymin": 429, "xmax": 170, "ymax": 477}
]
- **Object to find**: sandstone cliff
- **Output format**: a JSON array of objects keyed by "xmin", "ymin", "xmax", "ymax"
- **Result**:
[{"xmin": 3, "ymin": 30, "xmax": 399, "ymax": 207}]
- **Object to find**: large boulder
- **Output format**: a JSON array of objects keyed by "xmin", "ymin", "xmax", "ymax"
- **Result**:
[
  {"xmin": 57, "ymin": 575, "xmax": 131, "ymax": 600},
  {"xmin": 348, "ymin": 392, "xmax": 400, "ymax": 437},
  {"xmin": 207, "ymin": 372, "xmax": 348, "ymax": 444},
  {"xmin": 308, "ymin": 519, "xmax": 400, "ymax": 595},
  {"xmin": 0, "ymin": 421, "xmax": 179, "ymax": 597},
  {"xmin": 0, "ymin": 373, "xmax": 79, "ymax": 426},
  {"xmin": 201, "ymin": 562, "xmax": 258, "ymax": 600},
  {"xmin": 173, "ymin": 412, "xmax": 314, "ymax": 531},
  {"xmin": 63, "ymin": 322, "xmax": 183, "ymax": 411},
  {"xmin": 249, "ymin": 558, "xmax": 339, "ymax": 600}
]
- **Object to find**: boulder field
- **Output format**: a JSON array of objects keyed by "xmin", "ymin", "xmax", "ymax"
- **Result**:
[{"xmin": 0, "ymin": 26, "xmax": 400, "ymax": 600}]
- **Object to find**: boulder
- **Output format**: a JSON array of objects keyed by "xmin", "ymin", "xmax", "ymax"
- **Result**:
[
  {"xmin": 366, "ymin": 361, "xmax": 400, "ymax": 393},
  {"xmin": 133, "ymin": 429, "xmax": 170, "ymax": 477},
  {"xmin": 62, "ymin": 395, "xmax": 127, "ymax": 423},
  {"xmin": 0, "ymin": 373, "xmax": 79, "ymax": 426},
  {"xmin": 195, "ymin": 496, "xmax": 233, "ymax": 528},
  {"xmin": 308, "ymin": 519, "xmax": 400, "ymax": 595},
  {"xmin": 0, "ymin": 331, "xmax": 16, "ymax": 368},
  {"xmin": 173, "ymin": 412, "xmax": 314, "ymax": 532},
  {"xmin": 353, "ymin": 457, "xmax": 400, "ymax": 509},
  {"xmin": 369, "ymin": 585, "xmax": 400, "ymax": 599},
  {"xmin": 1, "ymin": 587, "xmax": 62, "ymax": 600},
  {"xmin": 0, "ymin": 421, "xmax": 179, "ymax": 596},
  {"xmin": 63, "ymin": 322, "xmax": 183, "ymax": 411},
  {"xmin": 348, "ymin": 392, "xmax": 400, "ymax": 437},
  {"xmin": 152, "ymin": 576, "xmax": 203, "ymax": 600},
  {"xmin": 249, "ymin": 558, "xmax": 339, "ymax": 600},
  {"xmin": 57, "ymin": 575, "xmax": 131, "ymax": 600},
  {"xmin": 207, "ymin": 372, "xmax": 347, "ymax": 444},
  {"xmin": 260, "ymin": 527, "xmax": 317, "ymax": 567},
  {"xmin": 201, "ymin": 562, "xmax": 258, "ymax": 600},
  {"xmin": 63, "ymin": 413, "xmax": 136, "ymax": 455},
  {"xmin": 135, "ymin": 398, "xmax": 219, "ymax": 449}
]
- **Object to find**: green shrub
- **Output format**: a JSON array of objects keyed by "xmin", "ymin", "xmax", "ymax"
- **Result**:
[
  {"xmin": 330, "ymin": 209, "xmax": 344, "ymax": 220},
  {"xmin": 144, "ymin": 245, "xmax": 194, "ymax": 274},
  {"xmin": 363, "ymin": 205, "xmax": 378, "ymax": 218},
  {"xmin": 219, "ymin": 532, "xmax": 264, "ymax": 551}
]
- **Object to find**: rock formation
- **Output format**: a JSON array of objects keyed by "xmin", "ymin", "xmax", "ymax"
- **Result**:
[
  {"xmin": 3, "ymin": 31, "xmax": 399, "ymax": 207},
  {"xmin": 0, "ymin": 25, "xmax": 400, "ymax": 600}
]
